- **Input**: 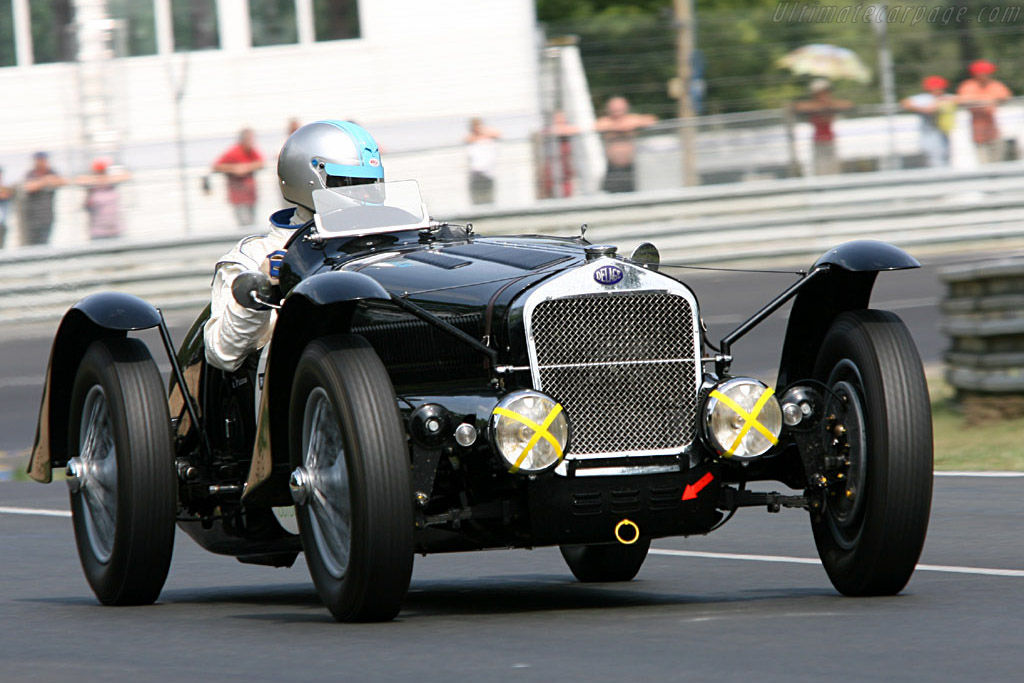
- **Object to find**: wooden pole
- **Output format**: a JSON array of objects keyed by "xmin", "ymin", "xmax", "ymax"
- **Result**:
[{"xmin": 674, "ymin": 0, "xmax": 698, "ymax": 186}]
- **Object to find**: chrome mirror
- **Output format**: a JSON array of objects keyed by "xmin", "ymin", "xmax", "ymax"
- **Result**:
[
  {"xmin": 630, "ymin": 242, "xmax": 660, "ymax": 271},
  {"xmin": 231, "ymin": 271, "xmax": 278, "ymax": 311}
]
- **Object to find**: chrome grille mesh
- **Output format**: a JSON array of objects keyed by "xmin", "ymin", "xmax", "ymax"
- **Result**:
[{"xmin": 529, "ymin": 291, "xmax": 699, "ymax": 456}]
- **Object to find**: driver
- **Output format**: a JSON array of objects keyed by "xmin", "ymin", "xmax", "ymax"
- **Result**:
[{"xmin": 205, "ymin": 120, "xmax": 384, "ymax": 371}]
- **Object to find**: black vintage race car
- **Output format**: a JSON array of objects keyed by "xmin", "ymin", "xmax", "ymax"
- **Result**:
[{"xmin": 28, "ymin": 180, "xmax": 932, "ymax": 622}]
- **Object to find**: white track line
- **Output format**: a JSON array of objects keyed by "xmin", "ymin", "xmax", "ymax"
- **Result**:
[
  {"xmin": 0, "ymin": 506, "xmax": 70, "ymax": 518},
  {"xmin": 650, "ymin": 549, "xmax": 1024, "ymax": 578},
  {"xmin": 935, "ymin": 471, "xmax": 1024, "ymax": 478},
  {"xmin": 0, "ymin": 376, "xmax": 44, "ymax": 389}
]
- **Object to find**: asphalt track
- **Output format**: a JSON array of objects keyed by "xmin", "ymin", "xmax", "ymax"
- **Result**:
[{"xmin": 1, "ymin": 475, "xmax": 1022, "ymax": 682}]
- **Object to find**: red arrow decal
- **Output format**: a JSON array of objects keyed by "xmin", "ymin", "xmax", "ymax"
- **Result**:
[{"xmin": 682, "ymin": 472, "xmax": 715, "ymax": 501}]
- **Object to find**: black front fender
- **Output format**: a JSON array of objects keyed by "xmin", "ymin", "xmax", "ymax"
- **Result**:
[
  {"xmin": 286, "ymin": 269, "xmax": 390, "ymax": 305},
  {"xmin": 812, "ymin": 239, "xmax": 921, "ymax": 273},
  {"xmin": 243, "ymin": 270, "xmax": 392, "ymax": 504},
  {"xmin": 28, "ymin": 293, "xmax": 162, "ymax": 483},
  {"xmin": 776, "ymin": 241, "xmax": 920, "ymax": 388}
]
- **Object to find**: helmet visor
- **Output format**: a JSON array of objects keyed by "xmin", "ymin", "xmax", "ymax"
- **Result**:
[
  {"xmin": 323, "ymin": 160, "xmax": 384, "ymax": 180},
  {"xmin": 312, "ymin": 180, "xmax": 426, "ymax": 237},
  {"xmin": 326, "ymin": 176, "xmax": 385, "ymax": 203}
]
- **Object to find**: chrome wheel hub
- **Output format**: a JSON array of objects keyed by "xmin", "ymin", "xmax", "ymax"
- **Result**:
[
  {"xmin": 299, "ymin": 387, "xmax": 351, "ymax": 580},
  {"xmin": 72, "ymin": 385, "xmax": 118, "ymax": 564},
  {"xmin": 289, "ymin": 467, "xmax": 312, "ymax": 506}
]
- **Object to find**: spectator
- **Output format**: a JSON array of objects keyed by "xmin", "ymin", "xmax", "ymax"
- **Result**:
[
  {"xmin": 0, "ymin": 168, "xmax": 11, "ymax": 248},
  {"xmin": 795, "ymin": 79, "xmax": 853, "ymax": 176},
  {"xmin": 466, "ymin": 117, "xmax": 501, "ymax": 205},
  {"xmin": 76, "ymin": 157, "xmax": 131, "ymax": 240},
  {"xmin": 213, "ymin": 128, "xmax": 265, "ymax": 226},
  {"xmin": 594, "ymin": 96, "xmax": 657, "ymax": 193},
  {"xmin": 542, "ymin": 110, "xmax": 580, "ymax": 199},
  {"xmin": 902, "ymin": 75, "xmax": 957, "ymax": 168},
  {"xmin": 22, "ymin": 151, "xmax": 66, "ymax": 246},
  {"xmin": 957, "ymin": 60, "xmax": 1012, "ymax": 164}
]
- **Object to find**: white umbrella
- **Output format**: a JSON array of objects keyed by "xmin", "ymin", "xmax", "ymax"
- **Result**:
[{"xmin": 777, "ymin": 44, "xmax": 871, "ymax": 84}]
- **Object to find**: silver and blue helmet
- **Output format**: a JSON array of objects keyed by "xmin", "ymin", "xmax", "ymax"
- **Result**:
[{"xmin": 277, "ymin": 120, "xmax": 384, "ymax": 211}]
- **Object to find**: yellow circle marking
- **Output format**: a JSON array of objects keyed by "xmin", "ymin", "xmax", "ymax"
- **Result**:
[
  {"xmin": 709, "ymin": 386, "xmax": 779, "ymax": 456},
  {"xmin": 493, "ymin": 403, "xmax": 564, "ymax": 473},
  {"xmin": 614, "ymin": 519, "xmax": 640, "ymax": 545}
]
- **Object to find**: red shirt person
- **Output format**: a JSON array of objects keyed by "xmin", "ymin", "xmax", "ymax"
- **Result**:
[
  {"xmin": 795, "ymin": 79, "xmax": 853, "ymax": 176},
  {"xmin": 213, "ymin": 128, "xmax": 265, "ymax": 226}
]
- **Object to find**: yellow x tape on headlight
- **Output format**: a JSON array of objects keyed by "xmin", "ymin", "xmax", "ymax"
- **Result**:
[
  {"xmin": 709, "ymin": 387, "xmax": 779, "ymax": 457},
  {"xmin": 493, "ymin": 403, "xmax": 564, "ymax": 473}
]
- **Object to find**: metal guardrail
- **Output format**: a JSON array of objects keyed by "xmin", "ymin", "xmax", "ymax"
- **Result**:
[{"xmin": 5, "ymin": 164, "xmax": 1024, "ymax": 325}]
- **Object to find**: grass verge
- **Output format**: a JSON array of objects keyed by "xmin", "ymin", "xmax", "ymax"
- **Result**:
[{"xmin": 930, "ymin": 376, "xmax": 1024, "ymax": 471}]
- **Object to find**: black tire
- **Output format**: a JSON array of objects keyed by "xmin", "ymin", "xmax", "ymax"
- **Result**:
[
  {"xmin": 560, "ymin": 539, "xmax": 651, "ymax": 582},
  {"xmin": 288, "ymin": 335, "xmax": 414, "ymax": 622},
  {"xmin": 67, "ymin": 337, "xmax": 176, "ymax": 606},
  {"xmin": 811, "ymin": 310, "xmax": 933, "ymax": 596}
]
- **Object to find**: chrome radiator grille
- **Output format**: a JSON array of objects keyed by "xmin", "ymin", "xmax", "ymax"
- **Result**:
[{"xmin": 528, "ymin": 291, "xmax": 699, "ymax": 457}]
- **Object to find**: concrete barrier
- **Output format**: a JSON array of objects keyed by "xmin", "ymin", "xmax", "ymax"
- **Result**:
[{"xmin": 7, "ymin": 164, "xmax": 1024, "ymax": 325}]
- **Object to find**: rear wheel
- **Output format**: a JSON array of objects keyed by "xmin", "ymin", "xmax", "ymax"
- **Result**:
[
  {"xmin": 560, "ymin": 540, "xmax": 651, "ymax": 582},
  {"xmin": 811, "ymin": 310, "xmax": 933, "ymax": 596},
  {"xmin": 288, "ymin": 335, "xmax": 414, "ymax": 622},
  {"xmin": 67, "ymin": 337, "xmax": 176, "ymax": 605}
]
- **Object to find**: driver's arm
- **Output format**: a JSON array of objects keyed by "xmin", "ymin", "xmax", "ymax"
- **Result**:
[{"xmin": 204, "ymin": 261, "xmax": 275, "ymax": 372}]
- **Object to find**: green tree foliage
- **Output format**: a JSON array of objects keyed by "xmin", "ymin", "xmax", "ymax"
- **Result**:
[
  {"xmin": 538, "ymin": 2, "xmax": 678, "ymax": 117},
  {"xmin": 537, "ymin": 0, "xmax": 671, "ymax": 21},
  {"xmin": 0, "ymin": 0, "xmax": 14, "ymax": 67},
  {"xmin": 29, "ymin": 0, "xmax": 75, "ymax": 64},
  {"xmin": 537, "ymin": 0, "xmax": 1024, "ymax": 116}
]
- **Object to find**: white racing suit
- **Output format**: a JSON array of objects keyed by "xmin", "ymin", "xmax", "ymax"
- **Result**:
[{"xmin": 204, "ymin": 207, "xmax": 309, "ymax": 371}]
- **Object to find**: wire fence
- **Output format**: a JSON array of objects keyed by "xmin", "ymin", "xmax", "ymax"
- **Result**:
[
  {"xmin": 3, "ymin": 94, "xmax": 1024, "ymax": 251},
  {"xmin": 542, "ymin": 3, "xmax": 1024, "ymax": 118}
]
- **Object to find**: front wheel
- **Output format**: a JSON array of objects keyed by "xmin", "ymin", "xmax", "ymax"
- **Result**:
[
  {"xmin": 811, "ymin": 310, "xmax": 933, "ymax": 596},
  {"xmin": 67, "ymin": 337, "xmax": 177, "ymax": 605},
  {"xmin": 560, "ymin": 540, "xmax": 651, "ymax": 582},
  {"xmin": 288, "ymin": 335, "xmax": 414, "ymax": 622}
]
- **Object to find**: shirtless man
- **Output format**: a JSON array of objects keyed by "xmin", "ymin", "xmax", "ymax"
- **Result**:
[{"xmin": 594, "ymin": 96, "xmax": 657, "ymax": 193}]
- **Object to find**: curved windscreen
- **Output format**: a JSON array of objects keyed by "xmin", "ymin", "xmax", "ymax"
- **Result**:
[{"xmin": 312, "ymin": 180, "xmax": 428, "ymax": 237}]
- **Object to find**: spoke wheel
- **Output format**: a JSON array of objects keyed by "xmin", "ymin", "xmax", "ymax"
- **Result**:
[
  {"xmin": 74, "ymin": 386, "xmax": 119, "ymax": 563},
  {"xmin": 811, "ymin": 310, "xmax": 933, "ymax": 596},
  {"xmin": 68, "ymin": 338, "xmax": 176, "ymax": 606},
  {"xmin": 300, "ymin": 387, "xmax": 352, "ymax": 580},
  {"xmin": 289, "ymin": 335, "xmax": 413, "ymax": 622}
]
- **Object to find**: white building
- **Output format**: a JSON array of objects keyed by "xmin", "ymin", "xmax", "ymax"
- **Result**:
[{"xmin": 0, "ymin": 0, "xmax": 542, "ymax": 246}]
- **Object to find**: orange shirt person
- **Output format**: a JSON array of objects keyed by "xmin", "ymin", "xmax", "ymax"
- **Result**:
[{"xmin": 957, "ymin": 60, "xmax": 1012, "ymax": 164}]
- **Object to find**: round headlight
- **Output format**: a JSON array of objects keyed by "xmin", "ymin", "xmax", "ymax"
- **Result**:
[
  {"xmin": 490, "ymin": 391, "xmax": 569, "ymax": 473},
  {"xmin": 703, "ymin": 378, "xmax": 782, "ymax": 460}
]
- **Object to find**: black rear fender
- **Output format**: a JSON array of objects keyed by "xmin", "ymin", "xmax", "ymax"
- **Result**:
[{"xmin": 28, "ymin": 293, "xmax": 163, "ymax": 483}]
